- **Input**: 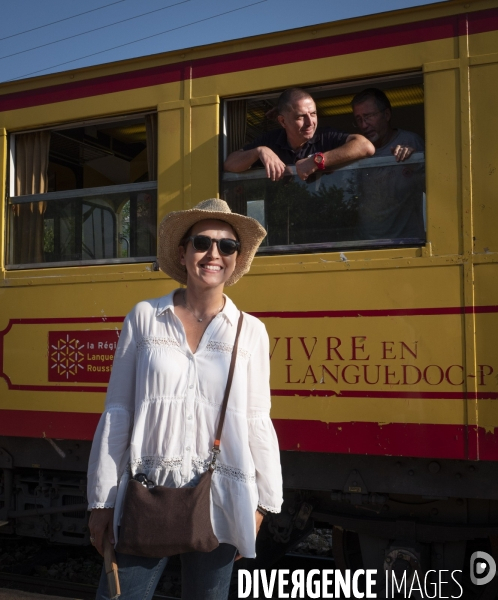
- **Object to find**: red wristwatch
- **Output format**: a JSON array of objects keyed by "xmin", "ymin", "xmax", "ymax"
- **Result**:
[{"xmin": 313, "ymin": 152, "xmax": 326, "ymax": 170}]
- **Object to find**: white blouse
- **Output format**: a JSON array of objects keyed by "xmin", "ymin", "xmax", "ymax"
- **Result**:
[{"xmin": 87, "ymin": 289, "xmax": 283, "ymax": 558}]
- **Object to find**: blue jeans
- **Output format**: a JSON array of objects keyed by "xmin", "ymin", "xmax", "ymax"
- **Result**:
[{"xmin": 96, "ymin": 544, "xmax": 236, "ymax": 600}]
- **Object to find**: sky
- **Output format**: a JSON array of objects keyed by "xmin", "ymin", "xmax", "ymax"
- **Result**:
[{"xmin": 0, "ymin": 0, "xmax": 446, "ymax": 84}]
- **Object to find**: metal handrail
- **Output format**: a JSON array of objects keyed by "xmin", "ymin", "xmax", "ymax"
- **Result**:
[
  {"xmin": 222, "ymin": 152, "xmax": 425, "ymax": 181},
  {"xmin": 10, "ymin": 180, "xmax": 157, "ymax": 205}
]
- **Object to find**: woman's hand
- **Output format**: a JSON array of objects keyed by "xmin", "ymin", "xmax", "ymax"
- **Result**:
[
  {"xmin": 235, "ymin": 509, "xmax": 265, "ymax": 561},
  {"xmin": 255, "ymin": 509, "xmax": 264, "ymax": 536},
  {"xmin": 88, "ymin": 507, "xmax": 115, "ymax": 557}
]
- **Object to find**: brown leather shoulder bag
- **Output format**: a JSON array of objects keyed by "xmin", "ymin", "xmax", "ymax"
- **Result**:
[{"xmin": 116, "ymin": 312, "xmax": 244, "ymax": 558}]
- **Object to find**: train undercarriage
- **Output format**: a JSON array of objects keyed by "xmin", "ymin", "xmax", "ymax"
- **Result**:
[{"xmin": 2, "ymin": 438, "xmax": 498, "ymax": 597}]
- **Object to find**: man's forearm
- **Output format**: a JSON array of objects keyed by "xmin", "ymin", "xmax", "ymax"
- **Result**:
[
  {"xmin": 224, "ymin": 148, "xmax": 260, "ymax": 172},
  {"xmin": 323, "ymin": 134, "xmax": 375, "ymax": 168}
]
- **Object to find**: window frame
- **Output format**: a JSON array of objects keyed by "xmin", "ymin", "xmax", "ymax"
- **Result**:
[
  {"xmin": 6, "ymin": 111, "xmax": 158, "ymax": 270},
  {"xmin": 220, "ymin": 72, "xmax": 426, "ymax": 256}
]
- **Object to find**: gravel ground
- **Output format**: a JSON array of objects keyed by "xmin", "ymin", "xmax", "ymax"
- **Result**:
[
  {"xmin": 293, "ymin": 528, "xmax": 333, "ymax": 557},
  {"xmin": 0, "ymin": 538, "xmax": 102, "ymax": 586},
  {"xmin": 0, "ymin": 536, "xmax": 181, "ymax": 597}
]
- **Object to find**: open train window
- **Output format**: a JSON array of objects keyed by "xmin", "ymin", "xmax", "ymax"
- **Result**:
[
  {"xmin": 221, "ymin": 74, "xmax": 425, "ymax": 254},
  {"xmin": 7, "ymin": 113, "xmax": 157, "ymax": 269}
]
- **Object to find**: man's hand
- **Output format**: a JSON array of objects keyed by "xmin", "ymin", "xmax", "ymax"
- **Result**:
[
  {"xmin": 89, "ymin": 507, "xmax": 114, "ymax": 557},
  {"xmin": 391, "ymin": 144, "xmax": 415, "ymax": 162},
  {"xmin": 258, "ymin": 147, "xmax": 287, "ymax": 181},
  {"xmin": 295, "ymin": 156, "xmax": 317, "ymax": 181},
  {"xmin": 224, "ymin": 146, "xmax": 287, "ymax": 180}
]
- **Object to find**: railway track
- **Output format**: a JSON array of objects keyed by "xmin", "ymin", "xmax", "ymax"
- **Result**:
[{"xmin": 0, "ymin": 532, "xmax": 335, "ymax": 600}]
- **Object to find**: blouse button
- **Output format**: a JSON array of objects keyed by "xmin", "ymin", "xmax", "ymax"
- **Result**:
[
  {"xmin": 189, "ymin": 385, "xmax": 193, "ymax": 389},
  {"xmin": 187, "ymin": 415, "xmax": 192, "ymax": 420},
  {"xmin": 186, "ymin": 446, "xmax": 191, "ymax": 451}
]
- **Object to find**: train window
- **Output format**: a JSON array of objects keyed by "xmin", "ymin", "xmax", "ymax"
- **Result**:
[
  {"xmin": 7, "ymin": 113, "xmax": 157, "ymax": 269},
  {"xmin": 221, "ymin": 75, "xmax": 425, "ymax": 254}
]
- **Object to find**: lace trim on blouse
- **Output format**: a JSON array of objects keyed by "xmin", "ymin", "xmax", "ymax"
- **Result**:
[
  {"xmin": 137, "ymin": 337, "xmax": 180, "ymax": 352},
  {"xmin": 192, "ymin": 457, "xmax": 256, "ymax": 484},
  {"xmin": 258, "ymin": 502, "xmax": 280, "ymax": 514},
  {"xmin": 130, "ymin": 455, "xmax": 183, "ymax": 471},
  {"xmin": 206, "ymin": 340, "xmax": 250, "ymax": 360}
]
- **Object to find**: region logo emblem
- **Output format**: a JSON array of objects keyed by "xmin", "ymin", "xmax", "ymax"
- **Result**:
[
  {"xmin": 49, "ymin": 334, "xmax": 85, "ymax": 380},
  {"xmin": 48, "ymin": 330, "xmax": 119, "ymax": 383}
]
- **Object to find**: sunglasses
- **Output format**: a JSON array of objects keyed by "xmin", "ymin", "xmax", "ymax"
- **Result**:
[{"xmin": 184, "ymin": 235, "xmax": 240, "ymax": 256}]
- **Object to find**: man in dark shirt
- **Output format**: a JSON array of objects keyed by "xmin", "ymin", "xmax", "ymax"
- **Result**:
[
  {"xmin": 351, "ymin": 88, "xmax": 425, "ymax": 240},
  {"xmin": 224, "ymin": 88, "xmax": 374, "ymax": 181}
]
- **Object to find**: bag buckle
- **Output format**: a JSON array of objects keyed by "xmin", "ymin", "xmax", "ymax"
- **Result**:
[
  {"xmin": 134, "ymin": 473, "xmax": 155, "ymax": 488},
  {"xmin": 210, "ymin": 446, "xmax": 220, "ymax": 469}
]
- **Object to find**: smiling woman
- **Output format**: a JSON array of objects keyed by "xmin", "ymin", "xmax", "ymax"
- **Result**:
[
  {"xmin": 87, "ymin": 198, "xmax": 282, "ymax": 600},
  {"xmin": 177, "ymin": 219, "xmax": 239, "ymax": 329}
]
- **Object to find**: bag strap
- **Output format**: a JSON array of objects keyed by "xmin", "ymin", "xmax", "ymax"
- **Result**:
[{"xmin": 209, "ymin": 311, "xmax": 244, "ymax": 471}]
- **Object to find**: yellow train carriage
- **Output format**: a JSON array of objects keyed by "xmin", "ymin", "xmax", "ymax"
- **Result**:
[{"xmin": 1, "ymin": 0, "xmax": 498, "ymax": 588}]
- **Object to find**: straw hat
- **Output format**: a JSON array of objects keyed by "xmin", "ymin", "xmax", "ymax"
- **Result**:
[{"xmin": 157, "ymin": 198, "xmax": 267, "ymax": 286}]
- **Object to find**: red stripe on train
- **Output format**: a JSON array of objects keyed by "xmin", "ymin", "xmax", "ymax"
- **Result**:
[
  {"xmin": 0, "ymin": 410, "xmax": 100, "ymax": 440},
  {"xmin": 0, "ymin": 8, "xmax": 497, "ymax": 111},
  {"xmin": 272, "ymin": 420, "xmax": 498, "ymax": 461},
  {"xmin": 1, "ymin": 410, "xmax": 498, "ymax": 461}
]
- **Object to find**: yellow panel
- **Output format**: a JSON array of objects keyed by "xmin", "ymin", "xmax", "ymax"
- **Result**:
[
  {"xmin": 0, "ymin": 264, "xmax": 467, "ymax": 421},
  {"xmin": 228, "ymin": 263, "xmax": 463, "ymax": 313},
  {"xmin": 474, "ymin": 263, "xmax": 498, "ymax": 307},
  {"xmin": 0, "ymin": 264, "xmax": 473, "ymax": 429},
  {"xmin": 0, "ymin": 277, "xmax": 177, "ymax": 414},
  {"xmin": 191, "ymin": 102, "xmax": 219, "ymax": 203},
  {"xmin": 424, "ymin": 67, "xmax": 462, "ymax": 256},
  {"xmin": 233, "ymin": 265, "xmax": 469, "ymax": 427},
  {"xmin": 473, "ymin": 264, "xmax": 498, "ymax": 440},
  {"xmin": 264, "ymin": 312, "xmax": 466, "ymax": 425},
  {"xmin": 469, "ymin": 28, "xmax": 498, "ymax": 57},
  {"xmin": 470, "ymin": 62, "xmax": 498, "ymax": 253},
  {"xmin": 158, "ymin": 107, "xmax": 184, "ymax": 218},
  {"xmin": 474, "ymin": 263, "xmax": 498, "ymax": 380},
  {"xmin": 0, "ymin": 382, "xmax": 106, "ymax": 415},
  {"xmin": 3, "ymin": 323, "xmax": 118, "ymax": 389}
]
